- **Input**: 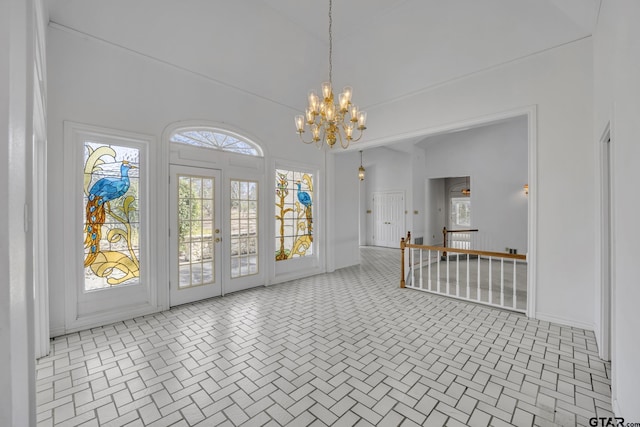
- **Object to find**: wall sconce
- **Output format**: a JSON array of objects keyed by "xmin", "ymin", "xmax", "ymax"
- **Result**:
[
  {"xmin": 524, "ymin": 184, "xmax": 529, "ymax": 195},
  {"xmin": 358, "ymin": 150, "xmax": 365, "ymax": 181}
]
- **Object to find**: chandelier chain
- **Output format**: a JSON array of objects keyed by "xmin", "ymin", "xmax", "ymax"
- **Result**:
[{"xmin": 328, "ymin": 0, "xmax": 332, "ymax": 84}]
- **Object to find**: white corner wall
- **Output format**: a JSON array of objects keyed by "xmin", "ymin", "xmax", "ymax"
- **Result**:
[
  {"xmin": 424, "ymin": 178, "xmax": 446, "ymax": 245},
  {"xmin": 594, "ymin": 1, "xmax": 640, "ymax": 419},
  {"xmin": 0, "ymin": 0, "xmax": 38, "ymax": 424},
  {"xmin": 364, "ymin": 38, "xmax": 595, "ymax": 329},
  {"xmin": 328, "ymin": 151, "xmax": 361, "ymax": 270},
  {"xmin": 420, "ymin": 118, "xmax": 528, "ymax": 253}
]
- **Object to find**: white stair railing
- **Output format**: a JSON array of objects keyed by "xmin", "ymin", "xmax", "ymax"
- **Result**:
[{"xmin": 401, "ymin": 234, "xmax": 527, "ymax": 313}]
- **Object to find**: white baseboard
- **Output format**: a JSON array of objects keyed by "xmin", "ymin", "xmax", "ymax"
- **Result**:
[
  {"xmin": 49, "ymin": 326, "xmax": 66, "ymax": 339},
  {"xmin": 613, "ymin": 399, "xmax": 621, "ymax": 417},
  {"xmin": 270, "ymin": 268, "xmax": 326, "ymax": 286},
  {"xmin": 65, "ymin": 303, "xmax": 163, "ymax": 335},
  {"xmin": 535, "ymin": 312, "xmax": 595, "ymax": 332}
]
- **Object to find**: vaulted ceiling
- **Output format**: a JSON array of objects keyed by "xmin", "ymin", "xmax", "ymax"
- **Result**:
[{"xmin": 47, "ymin": 0, "xmax": 600, "ymax": 115}]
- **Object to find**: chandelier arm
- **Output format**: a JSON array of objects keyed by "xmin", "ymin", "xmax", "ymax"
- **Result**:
[
  {"xmin": 338, "ymin": 120, "xmax": 353, "ymax": 147},
  {"xmin": 350, "ymin": 129, "xmax": 365, "ymax": 143},
  {"xmin": 298, "ymin": 133, "xmax": 317, "ymax": 145},
  {"xmin": 337, "ymin": 128, "xmax": 349, "ymax": 149}
]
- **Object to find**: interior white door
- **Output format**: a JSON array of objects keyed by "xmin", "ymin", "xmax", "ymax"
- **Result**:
[
  {"xmin": 373, "ymin": 191, "xmax": 404, "ymax": 248},
  {"xmin": 169, "ymin": 165, "xmax": 222, "ymax": 306}
]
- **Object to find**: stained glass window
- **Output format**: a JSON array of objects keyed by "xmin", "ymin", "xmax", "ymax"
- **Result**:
[
  {"xmin": 170, "ymin": 129, "xmax": 262, "ymax": 156},
  {"xmin": 231, "ymin": 180, "xmax": 258, "ymax": 277},
  {"xmin": 83, "ymin": 142, "xmax": 140, "ymax": 290},
  {"xmin": 275, "ymin": 169, "xmax": 313, "ymax": 261}
]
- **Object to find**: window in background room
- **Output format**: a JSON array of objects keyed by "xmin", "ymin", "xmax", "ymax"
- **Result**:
[{"xmin": 450, "ymin": 197, "xmax": 471, "ymax": 228}]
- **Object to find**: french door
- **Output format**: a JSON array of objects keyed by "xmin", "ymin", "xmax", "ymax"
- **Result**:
[
  {"xmin": 169, "ymin": 165, "xmax": 222, "ymax": 306},
  {"xmin": 372, "ymin": 191, "xmax": 405, "ymax": 248}
]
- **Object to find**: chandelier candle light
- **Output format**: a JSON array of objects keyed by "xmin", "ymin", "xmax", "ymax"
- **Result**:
[{"xmin": 294, "ymin": 0, "xmax": 367, "ymax": 149}]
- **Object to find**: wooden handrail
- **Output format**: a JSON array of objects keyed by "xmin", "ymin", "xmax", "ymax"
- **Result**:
[
  {"xmin": 443, "ymin": 228, "xmax": 479, "ymax": 234},
  {"xmin": 405, "ymin": 242, "xmax": 527, "ymax": 261},
  {"xmin": 443, "ymin": 226, "xmax": 479, "ymax": 257}
]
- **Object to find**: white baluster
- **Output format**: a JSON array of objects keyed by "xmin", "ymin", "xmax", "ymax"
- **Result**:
[
  {"xmin": 513, "ymin": 259, "xmax": 517, "ymax": 309},
  {"xmin": 446, "ymin": 251, "xmax": 450, "ymax": 295},
  {"xmin": 419, "ymin": 248, "xmax": 423, "ymax": 289},
  {"xmin": 456, "ymin": 253, "xmax": 460, "ymax": 297},
  {"xmin": 466, "ymin": 253, "xmax": 470, "ymax": 299},
  {"xmin": 477, "ymin": 255, "xmax": 481, "ymax": 302},
  {"xmin": 428, "ymin": 249, "xmax": 432, "ymax": 291},
  {"xmin": 489, "ymin": 257, "xmax": 492, "ymax": 304},
  {"xmin": 411, "ymin": 248, "xmax": 415, "ymax": 288},
  {"xmin": 437, "ymin": 249, "xmax": 441, "ymax": 293},
  {"xmin": 500, "ymin": 258, "xmax": 504, "ymax": 307}
]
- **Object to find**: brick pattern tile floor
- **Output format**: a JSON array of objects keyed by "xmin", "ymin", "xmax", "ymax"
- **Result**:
[{"xmin": 36, "ymin": 246, "xmax": 613, "ymax": 426}]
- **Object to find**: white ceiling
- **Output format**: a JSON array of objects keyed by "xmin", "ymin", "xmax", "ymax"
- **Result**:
[{"xmin": 46, "ymin": 0, "xmax": 600, "ymax": 114}]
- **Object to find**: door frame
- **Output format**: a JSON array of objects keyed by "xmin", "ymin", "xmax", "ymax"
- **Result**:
[
  {"xmin": 163, "ymin": 121, "xmax": 269, "ymax": 302},
  {"xmin": 33, "ymin": 4, "xmax": 49, "ymax": 357},
  {"xmin": 598, "ymin": 123, "xmax": 614, "ymax": 361}
]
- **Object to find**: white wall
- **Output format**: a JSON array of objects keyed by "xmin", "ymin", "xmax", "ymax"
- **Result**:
[
  {"xmin": 424, "ymin": 178, "xmax": 446, "ymax": 245},
  {"xmin": 0, "ymin": 0, "xmax": 38, "ymax": 424},
  {"xmin": 594, "ymin": 1, "xmax": 640, "ymax": 419},
  {"xmin": 46, "ymin": 27, "xmax": 325, "ymax": 334},
  {"xmin": 328, "ymin": 151, "xmax": 361, "ymax": 270},
  {"xmin": 420, "ymin": 118, "xmax": 528, "ymax": 253},
  {"xmin": 410, "ymin": 146, "xmax": 427, "ymax": 243},
  {"xmin": 363, "ymin": 38, "xmax": 595, "ymax": 330},
  {"xmin": 361, "ymin": 147, "xmax": 412, "ymax": 246}
]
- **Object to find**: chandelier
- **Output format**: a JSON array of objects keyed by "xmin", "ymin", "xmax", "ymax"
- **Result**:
[
  {"xmin": 358, "ymin": 150, "xmax": 365, "ymax": 181},
  {"xmin": 294, "ymin": 0, "xmax": 367, "ymax": 149}
]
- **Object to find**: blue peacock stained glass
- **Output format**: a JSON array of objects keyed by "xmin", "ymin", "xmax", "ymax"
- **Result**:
[
  {"xmin": 83, "ymin": 142, "xmax": 140, "ymax": 290},
  {"xmin": 275, "ymin": 169, "xmax": 313, "ymax": 261}
]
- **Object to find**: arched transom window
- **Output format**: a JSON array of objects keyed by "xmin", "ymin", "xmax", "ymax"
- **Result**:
[{"xmin": 170, "ymin": 128, "xmax": 262, "ymax": 156}]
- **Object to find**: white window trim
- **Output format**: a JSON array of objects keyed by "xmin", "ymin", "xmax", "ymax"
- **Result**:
[
  {"xmin": 272, "ymin": 159, "xmax": 324, "ymax": 283},
  {"xmin": 63, "ymin": 122, "xmax": 162, "ymax": 333}
]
